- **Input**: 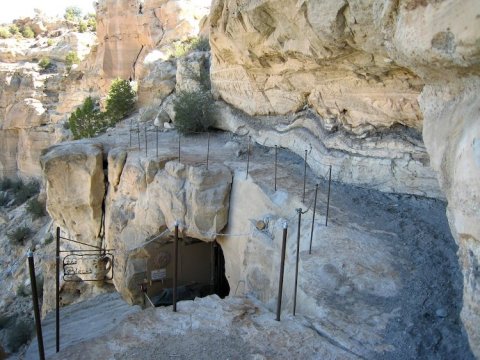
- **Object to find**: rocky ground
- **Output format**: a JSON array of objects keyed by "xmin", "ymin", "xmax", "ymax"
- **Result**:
[{"xmin": 19, "ymin": 119, "xmax": 476, "ymax": 359}]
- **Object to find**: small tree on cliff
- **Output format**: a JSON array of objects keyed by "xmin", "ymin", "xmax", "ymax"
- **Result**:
[
  {"xmin": 105, "ymin": 78, "xmax": 136, "ymax": 124},
  {"xmin": 68, "ymin": 97, "xmax": 106, "ymax": 139}
]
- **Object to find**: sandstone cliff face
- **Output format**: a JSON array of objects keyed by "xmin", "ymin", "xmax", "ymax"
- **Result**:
[
  {"xmin": 0, "ymin": 0, "xmax": 209, "ymax": 180},
  {"xmin": 0, "ymin": 30, "xmax": 97, "ymax": 178},
  {"xmin": 41, "ymin": 141, "xmax": 232, "ymax": 305},
  {"xmin": 420, "ymin": 78, "xmax": 480, "ymax": 357},
  {"xmin": 95, "ymin": 0, "xmax": 210, "ymax": 81},
  {"xmin": 105, "ymin": 152, "xmax": 232, "ymax": 304},
  {"xmin": 208, "ymin": 0, "xmax": 467, "ymax": 199},
  {"xmin": 210, "ymin": 0, "xmax": 480, "ymax": 355}
]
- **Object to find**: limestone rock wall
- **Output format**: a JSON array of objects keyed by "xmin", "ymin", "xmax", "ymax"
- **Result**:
[
  {"xmin": 210, "ymin": 0, "xmax": 478, "ymax": 129},
  {"xmin": 95, "ymin": 0, "xmax": 210, "ymax": 81},
  {"xmin": 210, "ymin": 0, "xmax": 480, "ymax": 355},
  {"xmin": 420, "ymin": 77, "xmax": 480, "ymax": 357},
  {"xmin": 41, "ymin": 142, "xmax": 106, "ymax": 246},
  {"xmin": 41, "ymin": 142, "xmax": 232, "ymax": 305},
  {"xmin": 0, "ymin": 29, "xmax": 98, "ymax": 179},
  {"xmin": 105, "ymin": 152, "xmax": 232, "ymax": 303}
]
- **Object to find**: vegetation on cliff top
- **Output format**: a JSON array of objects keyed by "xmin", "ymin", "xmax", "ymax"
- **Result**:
[{"xmin": 69, "ymin": 79, "xmax": 136, "ymax": 139}]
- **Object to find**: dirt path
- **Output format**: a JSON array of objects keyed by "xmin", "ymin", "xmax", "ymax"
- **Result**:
[{"xmin": 23, "ymin": 122, "xmax": 474, "ymax": 359}]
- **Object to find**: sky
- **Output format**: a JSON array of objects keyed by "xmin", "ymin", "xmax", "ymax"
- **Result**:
[{"xmin": 0, "ymin": 1, "xmax": 95, "ymax": 24}]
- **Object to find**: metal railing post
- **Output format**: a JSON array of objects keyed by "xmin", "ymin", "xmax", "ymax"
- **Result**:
[
  {"xmin": 173, "ymin": 221, "xmax": 179, "ymax": 312},
  {"xmin": 156, "ymin": 125, "xmax": 159, "ymax": 158},
  {"xmin": 129, "ymin": 119, "xmax": 132, "ymax": 147},
  {"xmin": 56, "ymin": 227, "xmax": 60, "ymax": 352},
  {"xmin": 28, "ymin": 251, "xmax": 45, "ymax": 360},
  {"xmin": 276, "ymin": 222, "xmax": 288, "ymax": 321},
  {"xmin": 326, "ymin": 165, "xmax": 332, "ymax": 227},
  {"xmin": 144, "ymin": 125, "xmax": 147, "ymax": 156},
  {"xmin": 137, "ymin": 123, "xmax": 141, "ymax": 151},
  {"xmin": 274, "ymin": 145, "xmax": 278, "ymax": 191},
  {"xmin": 293, "ymin": 208, "xmax": 302, "ymax": 316},
  {"xmin": 246, "ymin": 136, "xmax": 251, "ymax": 179},
  {"xmin": 302, "ymin": 150, "xmax": 307, "ymax": 202},
  {"xmin": 309, "ymin": 184, "xmax": 319, "ymax": 254},
  {"xmin": 178, "ymin": 134, "xmax": 181, "ymax": 162},
  {"xmin": 206, "ymin": 132, "xmax": 210, "ymax": 170}
]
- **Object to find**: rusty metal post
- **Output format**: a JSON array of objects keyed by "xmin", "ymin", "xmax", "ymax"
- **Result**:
[
  {"xmin": 274, "ymin": 145, "xmax": 278, "ymax": 191},
  {"xmin": 293, "ymin": 208, "xmax": 302, "ymax": 316},
  {"xmin": 173, "ymin": 221, "xmax": 179, "ymax": 312},
  {"xmin": 178, "ymin": 134, "xmax": 181, "ymax": 162},
  {"xmin": 56, "ymin": 227, "xmax": 60, "ymax": 352},
  {"xmin": 276, "ymin": 222, "xmax": 288, "ymax": 321},
  {"xmin": 309, "ymin": 184, "xmax": 319, "ymax": 254},
  {"xmin": 246, "ymin": 136, "xmax": 251, "ymax": 179},
  {"xmin": 28, "ymin": 251, "xmax": 45, "ymax": 360},
  {"xmin": 302, "ymin": 150, "xmax": 307, "ymax": 202},
  {"xmin": 156, "ymin": 125, "xmax": 159, "ymax": 158},
  {"xmin": 129, "ymin": 119, "xmax": 132, "ymax": 147},
  {"xmin": 144, "ymin": 125, "xmax": 147, "ymax": 156},
  {"xmin": 325, "ymin": 165, "xmax": 332, "ymax": 227},
  {"xmin": 137, "ymin": 123, "xmax": 141, "ymax": 151},
  {"xmin": 206, "ymin": 132, "xmax": 210, "ymax": 170}
]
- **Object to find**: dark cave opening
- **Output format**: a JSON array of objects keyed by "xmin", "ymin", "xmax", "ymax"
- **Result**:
[{"xmin": 146, "ymin": 238, "xmax": 229, "ymax": 307}]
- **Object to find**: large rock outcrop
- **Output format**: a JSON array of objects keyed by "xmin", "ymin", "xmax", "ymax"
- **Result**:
[
  {"xmin": 41, "ymin": 142, "xmax": 105, "ymax": 246},
  {"xmin": 105, "ymin": 151, "xmax": 232, "ymax": 304},
  {"xmin": 421, "ymin": 77, "xmax": 480, "ymax": 357},
  {"xmin": 210, "ymin": 1, "xmax": 480, "ymax": 354},
  {"xmin": 0, "ymin": 28, "xmax": 97, "ymax": 179},
  {"xmin": 95, "ymin": 0, "xmax": 210, "ymax": 81},
  {"xmin": 41, "ymin": 141, "xmax": 233, "ymax": 305}
]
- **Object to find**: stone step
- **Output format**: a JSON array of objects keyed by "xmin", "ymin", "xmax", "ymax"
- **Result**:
[{"xmin": 25, "ymin": 292, "xmax": 141, "ymax": 360}]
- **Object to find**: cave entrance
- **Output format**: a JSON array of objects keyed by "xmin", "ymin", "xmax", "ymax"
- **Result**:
[{"xmin": 146, "ymin": 238, "xmax": 229, "ymax": 307}]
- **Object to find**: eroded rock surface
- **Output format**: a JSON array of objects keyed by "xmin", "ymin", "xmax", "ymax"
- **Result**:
[
  {"xmin": 421, "ymin": 77, "xmax": 480, "ymax": 357},
  {"xmin": 41, "ymin": 141, "xmax": 105, "ymax": 246},
  {"xmin": 104, "ymin": 152, "xmax": 232, "ymax": 303},
  {"xmin": 210, "ymin": 0, "xmax": 480, "ymax": 353},
  {"xmin": 95, "ymin": 0, "xmax": 210, "ymax": 80}
]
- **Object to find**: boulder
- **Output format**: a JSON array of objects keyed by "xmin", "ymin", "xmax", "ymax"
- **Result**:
[{"xmin": 41, "ymin": 141, "xmax": 105, "ymax": 246}]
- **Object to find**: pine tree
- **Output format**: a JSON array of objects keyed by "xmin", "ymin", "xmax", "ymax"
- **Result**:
[
  {"xmin": 105, "ymin": 79, "xmax": 136, "ymax": 124},
  {"xmin": 68, "ymin": 97, "xmax": 106, "ymax": 139}
]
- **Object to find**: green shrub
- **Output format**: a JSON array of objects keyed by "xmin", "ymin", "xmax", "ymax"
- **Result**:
[
  {"xmin": 105, "ymin": 79, "xmax": 136, "ymax": 123},
  {"xmin": 68, "ymin": 97, "xmax": 106, "ymax": 139},
  {"xmin": 86, "ymin": 14, "xmax": 96, "ymax": 31},
  {"xmin": 173, "ymin": 90, "xmax": 215, "ymax": 134},
  {"xmin": 65, "ymin": 51, "xmax": 80, "ymax": 71},
  {"xmin": 21, "ymin": 26, "xmax": 35, "ymax": 39},
  {"xmin": 6, "ymin": 319, "xmax": 33, "ymax": 352},
  {"xmin": 8, "ymin": 226, "xmax": 32, "ymax": 245},
  {"xmin": 172, "ymin": 37, "xmax": 210, "ymax": 58},
  {"xmin": 64, "ymin": 6, "xmax": 82, "ymax": 22},
  {"xmin": 13, "ymin": 180, "xmax": 39, "ymax": 205},
  {"xmin": 191, "ymin": 37, "xmax": 210, "ymax": 52},
  {"xmin": 9, "ymin": 24, "xmax": 20, "ymax": 36},
  {"xmin": 47, "ymin": 38, "xmax": 54, "ymax": 46},
  {"xmin": 0, "ymin": 27, "xmax": 11, "ymax": 39},
  {"xmin": 26, "ymin": 198, "xmax": 46, "ymax": 219},
  {"xmin": 38, "ymin": 57, "xmax": 51, "ymax": 70},
  {"xmin": 78, "ymin": 21, "xmax": 87, "ymax": 33}
]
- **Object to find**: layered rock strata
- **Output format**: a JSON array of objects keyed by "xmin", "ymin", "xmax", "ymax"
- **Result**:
[{"xmin": 209, "ymin": 0, "xmax": 480, "ymax": 354}]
